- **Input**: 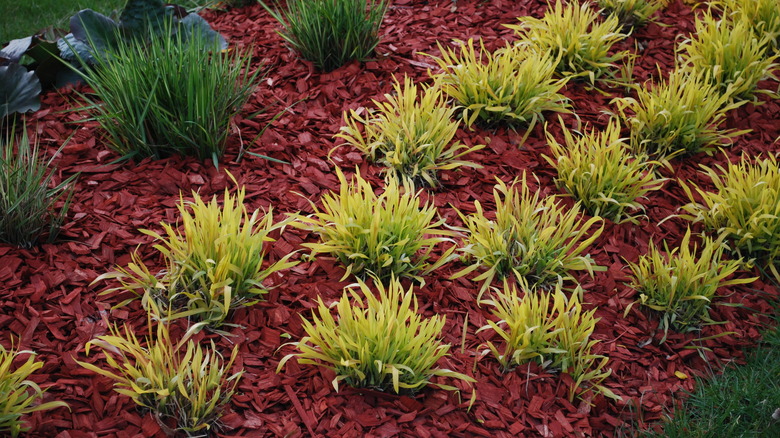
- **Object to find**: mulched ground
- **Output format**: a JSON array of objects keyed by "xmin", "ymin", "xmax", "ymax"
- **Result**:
[{"xmin": 2, "ymin": 0, "xmax": 779, "ymax": 436}]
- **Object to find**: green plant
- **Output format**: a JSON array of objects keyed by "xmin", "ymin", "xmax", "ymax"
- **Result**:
[
  {"xmin": 263, "ymin": 0, "xmax": 387, "ymax": 71},
  {"xmin": 612, "ymin": 68, "xmax": 746, "ymax": 159},
  {"xmin": 292, "ymin": 168, "xmax": 456, "ymax": 283},
  {"xmin": 478, "ymin": 279, "xmax": 619, "ymax": 401},
  {"xmin": 0, "ymin": 125, "xmax": 77, "ymax": 248},
  {"xmin": 712, "ymin": 0, "xmax": 780, "ymax": 53},
  {"xmin": 74, "ymin": 24, "xmax": 257, "ymax": 163},
  {"xmin": 677, "ymin": 12, "xmax": 778, "ymax": 102},
  {"xmin": 597, "ymin": 0, "xmax": 668, "ymax": 29},
  {"xmin": 506, "ymin": 0, "xmax": 630, "ymax": 84},
  {"xmin": 426, "ymin": 39, "xmax": 570, "ymax": 130},
  {"xmin": 543, "ymin": 117, "xmax": 668, "ymax": 223},
  {"xmin": 452, "ymin": 175, "xmax": 605, "ymax": 299},
  {"xmin": 94, "ymin": 176, "xmax": 297, "ymax": 327},
  {"xmin": 335, "ymin": 75, "xmax": 484, "ymax": 188},
  {"xmin": 0, "ymin": 343, "xmax": 68, "ymax": 437},
  {"xmin": 278, "ymin": 276, "xmax": 475, "ymax": 398},
  {"xmin": 680, "ymin": 154, "xmax": 780, "ymax": 280},
  {"xmin": 77, "ymin": 304, "xmax": 243, "ymax": 436},
  {"xmin": 626, "ymin": 229, "xmax": 755, "ymax": 343},
  {"xmin": 0, "ymin": 63, "xmax": 41, "ymax": 119}
]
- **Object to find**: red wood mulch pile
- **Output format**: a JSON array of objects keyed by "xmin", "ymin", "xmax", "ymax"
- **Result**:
[{"xmin": 2, "ymin": 0, "xmax": 779, "ymax": 436}]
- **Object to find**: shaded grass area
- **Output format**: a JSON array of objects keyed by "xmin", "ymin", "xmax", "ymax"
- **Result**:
[
  {"xmin": 643, "ymin": 323, "xmax": 780, "ymax": 437},
  {"xmin": 0, "ymin": 1, "xmax": 127, "ymax": 43}
]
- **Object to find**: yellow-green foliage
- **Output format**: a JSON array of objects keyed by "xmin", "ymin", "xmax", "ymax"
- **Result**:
[
  {"xmin": 293, "ymin": 168, "xmax": 456, "ymax": 283},
  {"xmin": 452, "ymin": 175, "xmax": 605, "ymax": 298},
  {"xmin": 612, "ymin": 68, "xmax": 745, "ymax": 159},
  {"xmin": 627, "ymin": 229, "xmax": 755, "ymax": 343},
  {"xmin": 597, "ymin": 0, "xmax": 668, "ymax": 28},
  {"xmin": 677, "ymin": 13, "xmax": 778, "ymax": 102},
  {"xmin": 507, "ymin": 0, "xmax": 630, "ymax": 84},
  {"xmin": 277, "ymin": 277, "xmax": 475, "ymax": 396},
  {"xmin": 713, "ymin": 0, "xmax": 780, "ymax": 52},
  {"xmin": 478, "ymin": 280, "xmax": 619, "ymax": 401},
  {"xmin": 94, "ymin": 177, "xmax": 297, "ymax": 327},
  {"xmin": 77, "ymin": 307, "xmax": 243, "ymax": 435},
  {"xmin": 335, "ymin": 76, "xmax": 484, "ymax": 188},
  {"xmin": 0, "ymin": 344, "xmax": 68, "ymax": 437},
  {"xmin": 426, "ymin": 39, "xmax": 570, "ymax": 128},
  {"xmin": 543, "ymin": 118, "xmax": 667, "ymax": 223},
  {"xmin": 680, "ymin": 154, "xmax": 780, "ymax": 279}
]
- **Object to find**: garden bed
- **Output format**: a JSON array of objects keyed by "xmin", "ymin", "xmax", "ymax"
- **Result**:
[{"xmin": 2, "ymin": 0, "xmax": 779, "ymax": 436}]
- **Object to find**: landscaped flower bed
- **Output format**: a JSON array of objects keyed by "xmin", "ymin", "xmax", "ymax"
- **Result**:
[{"xmin": 1, "ymin": 0, "xmax": 779, "ymax": 436}]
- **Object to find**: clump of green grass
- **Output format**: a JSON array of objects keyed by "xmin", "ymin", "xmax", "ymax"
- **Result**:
[
  {"xmin": 75, "ymin": 26, "xmax": 257, "ymax": 164},
  {"xmin": 597, "ymin": 0, "xmax": 668, "ymax": 29},
  {"xmin": 712, "ymin": 0, "xmax": 780, "ymax": 53},
  {"xmin": 263, "ymin": 0, "xmax": 387, "ymax": 71},
  {"xmin": 0, "ymin": 125, "xmax": 76, "ymax": 248},
  {"xmin": 335, "ymin": 75, "xmax": 484, "ymax": 188},
  {"xmin": 543, "ymin": 117, "xmax": 668, "ymax": 223},
  {"xmin": 426, "ymin": 39, "xmax": 570, "ymax": 131}
]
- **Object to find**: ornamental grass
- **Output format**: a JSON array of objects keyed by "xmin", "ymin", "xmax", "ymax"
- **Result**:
[
  {"xmin": 0, "ymin": 125, "xmax": 76, "ymax": 248},
  {"xmin": 713, "ymin": 0, "xmax": 780, "ymax": 53},
  {"xmin": 335, "ymin": 75, "xmax": 484, "ymax": 188},
  {"xmin": 507, "ymin": 0, "xmax": 630, "ymax": 84},
  {"xmin": 426, "ymin": 39, "xmax": 570, "ymax": 130},
  {"xmin": 680, "ymin": 154, "xmax": 780, "ymax": 280},
  {"xmin": 452, "ymin": 175, "xmax": 605, "ymax": 299},
  {"xmin": 0, "ymin": 344, "xmax": 68, "ymax": 437},
  {"xmin": 77, "ymin": 303, "xmax": 243, "ymax": 436},
  {"xmin": 612, "ymin": 68, "xmax": 746, "ymax": 159},
  {"xmin": 597, "ymin": 0, "xmax": 668, "ymax": 29},
  {"xmin": 292, "ymin": 168, "xmax": 456, "ymax": 283},
  {"xmin": 543, "ymin": 118, "xmax": 667, "ymax": 223},
  {"xmin": 278, "ymin": 277, "xmax": 475, "ymax": 398},
  {"xmin": 479, "ymin": 279, "xmax": 619, "ymax": 401},
  {"xmin": 627, "ymin": 229, "xmax": 755, "ymax": 343},
  {"xmin": 94, "ymin": 177, "xmax": 297, "ymax": 328}
]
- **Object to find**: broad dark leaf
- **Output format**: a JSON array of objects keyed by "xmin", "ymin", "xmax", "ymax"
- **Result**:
[{"xmin": 0, "ymin": 63, "xmax": 41, "ymax": 117}]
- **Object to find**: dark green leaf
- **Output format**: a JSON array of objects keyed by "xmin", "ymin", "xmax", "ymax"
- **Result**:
[{"xmin": 0, "ymin": 63, "xmax": 41, "ymax": 117}]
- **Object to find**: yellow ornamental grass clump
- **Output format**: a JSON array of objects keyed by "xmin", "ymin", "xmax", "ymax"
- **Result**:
[
  {"xmin": 0, "ymin": 344, "xmax": 69, "ymax": 437},
  {"xmin": 612, "ymin": 68, "xmax": 746, "ymax": 159},
  {"xmin": 626, "ymin": 229, "xmax": 756, "ymax": 343},
  {"xmin": 597, "ymin": 0, "xmax": 669, "ymax": 29},
  {"xmin": 478, "ymin": 279, "xmax": 619, "ymax": 401},
  {"xmin": 277, "ymin": 277, "xmax": 475, "ymax": 399},
  {"xmin": 543, "ymin": 118, "xmax": 668, "ymax": 224},
  {"xmin": 77, "ymin": 305, "xmax": 243, "ymax": 436},
  {"xmin": 335, "ymin": 75, "xmax": 484, "ymax": 188},
  {"xmin": 426, "ymin": 39, "xmax": 570, "ymax": 130},
  {"xmin": 680, "ymin": 154, "xmax": 780, "ymax": 280},
  {"xmin": 507, "ymin": 0, "xmax": 631, "ymax": 85},
  {"xmin": 94, "ymin": 175, "xmax": 298, "ymax": 328},
  {"xmin": 713, "ymin": 0, "xmax": 780, "ymax": 53},
  {"xmin": 452, "ymin": 175, "xmax": 605, "ymax": 299},
  {"xmin": 677, "ymin": 12, "xmax": 778, "ymax": 103},
  {"xmin": 293, "ymin": 168, "xmax": 456, "ymax": 284}
]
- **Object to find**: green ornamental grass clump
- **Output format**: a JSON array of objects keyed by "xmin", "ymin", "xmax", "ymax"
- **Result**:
[
  {"xmin": 479, "ymin": 279, "xmax": 619, "ymax": 401},
  {"xmin": 677, "ymin": 12, "xmax": 778, "ymax": 103},
  {"xmin": 507, "ymin": 0, "xmax": 630, "ymax": 84},
  {"xmin": 76, "ymin": 27, "xmax": 257, "ymax": 163},
  {"xmin": 77, "ymin": 303, "xmax": 243, "ymax": 436},
  {"xmin": 713, "ymin": 0, "xmax": 780, "ymax": 53},
  {"xmin": 1, "ymin": 344, "xmax": 69, "ymax": 437},
  {"xmin": 680, "ymin": 154, "xmax": 780, "ymax": 280},
  {"xmin": 0, "ymin": 125, "xmax": 77, "ymax": 248},
  {"xmin": 626, "ymin": 229, "xmax": 755, "ymax": 343},
  {"xmin": 335, "ymin": 75, "xmax": 484, "ymax": 188},
  {"xmin": 293, "ymin": 168, "xmax": 456, "ymax": 284},
  {"xmin": 94, "ymin": 177, "xmax": 297, "ymax": 328},
  {"xmin": 543, "ymin": 118, "xmax": 667, "ymax": 223},
  {"xmin": 264, "ymin": 0, "xmax": 387, "ymax": 71},
  {"xmin": 426, "ymin": 39, "xmax": 570, "ymax": 130},
  {"xmin": 278, "ymin": 277, "xmax": 475, "ymax": 398},
  {"xmin": 612, "ymin": 68, "xmax": 746, "ymax": 159},
  {"xmin": 597, "ymin": 0, "xmax": 668, "ymax": 29},
  {"xmin": 452, "ymin": 175, "xmax": 605, "ymax": 299}
]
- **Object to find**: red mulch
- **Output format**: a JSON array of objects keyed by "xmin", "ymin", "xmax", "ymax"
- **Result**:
[{"xmin": 2, "ymin": 0, "xmax": 779, "ymax": 436}]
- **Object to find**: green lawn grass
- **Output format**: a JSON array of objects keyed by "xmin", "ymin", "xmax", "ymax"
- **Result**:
[{"xmin": 0, "ymin": 1, "xmax": 127, "ymax": 44}]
